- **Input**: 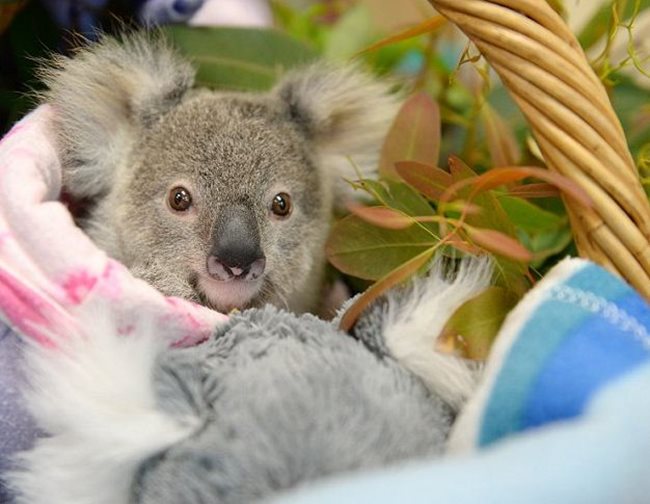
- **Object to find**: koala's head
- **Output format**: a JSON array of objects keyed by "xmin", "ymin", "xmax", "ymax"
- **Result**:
[{"xmin": 42, "ymin": 33, "xmax": 397, "ymax": 313}]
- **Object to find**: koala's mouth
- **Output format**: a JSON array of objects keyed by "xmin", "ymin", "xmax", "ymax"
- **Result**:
[{"xmin": 193, "ymin": 273, "xmax": 264, "ymax": 312}]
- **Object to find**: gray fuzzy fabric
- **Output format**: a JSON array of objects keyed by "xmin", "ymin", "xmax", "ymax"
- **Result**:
[
  {"xmin": 132, "ymin": 306, "xmax": 452, "ymax": 503},
  {"xmin": 0, "ymin": 323, "xmax": 36, "ymax": 504}
]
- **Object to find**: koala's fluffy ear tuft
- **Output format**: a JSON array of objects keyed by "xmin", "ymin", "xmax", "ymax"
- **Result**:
[
  {"xmin": 274, "ymin": 64, "xmax": 398, "ymax": 181},
  {"xmin": 40, "ymin": 32, "xmax": 195, "ymax": 199}
]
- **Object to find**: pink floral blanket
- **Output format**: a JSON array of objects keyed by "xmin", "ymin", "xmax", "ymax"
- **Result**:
[
  {"xmin": 0, "ymin": 106, "xmax": 228, "ymax": 496},
  {"xmin": 0, "ymin": 104, "xmax": 228, "ymax": 347}
]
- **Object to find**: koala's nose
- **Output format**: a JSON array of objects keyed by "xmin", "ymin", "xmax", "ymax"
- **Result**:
[
  {"xmin": 207, "ymin": 255, "xmax": 266, "ymax": 281},
  {"xmin": 207, "ymin": 204, "xmax": 266, "ymax": 282}
]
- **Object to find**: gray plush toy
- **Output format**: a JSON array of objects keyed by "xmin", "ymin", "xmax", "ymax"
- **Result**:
[
  {"xmin": 134, "ymin": 307, "xmax": 449, "ymax": 504},
  {"xmin": 8, "ymin": 259, "xmax": 489, "ymax": 504}
]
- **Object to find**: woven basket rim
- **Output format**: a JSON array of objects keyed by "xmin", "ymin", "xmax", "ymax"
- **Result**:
[{"xmin": 427, "ymin": 0, "xmax": 650, "ymax": 298}]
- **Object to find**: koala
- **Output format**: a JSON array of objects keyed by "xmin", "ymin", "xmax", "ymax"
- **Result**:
[{"xmin": 41, "ymin": 33, "xmax": 397, "ymax": 313}]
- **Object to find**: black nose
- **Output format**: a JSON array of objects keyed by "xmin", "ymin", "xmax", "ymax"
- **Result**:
[{"xmin": 207, "ymin": 204, "xmax": 266, "ymax": 282}]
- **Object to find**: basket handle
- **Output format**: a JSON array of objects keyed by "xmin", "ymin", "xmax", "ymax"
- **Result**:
[{"xmin": 427, "ymin": 0, "xmax": 650, "ymax": 298}]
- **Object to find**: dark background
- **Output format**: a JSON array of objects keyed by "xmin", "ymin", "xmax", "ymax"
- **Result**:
[{"xmin": 0, "ymin": 1, "xmax": 141, "ymax": 134}]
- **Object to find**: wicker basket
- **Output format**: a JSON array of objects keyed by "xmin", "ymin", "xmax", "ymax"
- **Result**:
[{"xmin": 427, "ymin": 0, "xmax": 650, "ymax": 298}]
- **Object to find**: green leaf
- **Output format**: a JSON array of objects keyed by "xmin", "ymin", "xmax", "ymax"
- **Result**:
[
  {"xmin": 447, "ymin": 157, "xmax": 530, "ymax": 294},
  {"xmin": 447, "ymin": 158, "xmax": 517, "ymax": 237},
  {"xmin": 323, "ymin": 3, "xmax": 375, "ymax": 60},
  {"xmin": 356, "ymin": 179, "xmax": 437, "ymax": 224},
  {"xmin": 339, "ymin": 247, "xmax": 434, "ymax": 332},
  {"xmin": 445, "ymin": 163, "xmax": 592, "ymax": 209},
  {"xmin": 440, "ymin": 287, "xmax": 519, "ymax": 360},
  {"xmin": 270, "ymin": 2, "xmax": 329, "ymax": 51},
  {"xmin": 578, "ymin": 0, "xmax": 650, "ymax": 51},
  {"xmin": 395, "ymin": 160, "xmax": 453, "ymax": 201},
  {"xmin": 611, "ymin": 77, "xmax": 650, "ymax": 157},
  {"xmin": 480, "ymin": 102, "xmax": 521, "ymax": 167},
  {"xmin": 326, "ymin": 214, "xmax": 437, "ymax": 280},
  {"xmin": 163, "ymin": 26, "xmax": 318, "ymax": 91},
  {"xmin": 379, "ymin": 92, "xmax": 441, "ymax": 178},
  {"xmin": 498, "ymin": 195, "xmax": 565, "ymax": 232},
  {"xmin": 520, "ymin": 226, "xmax": 574, "ymax": 269},
  {"xmin": 349, "ymin": 205, "xmax": 417, "ymax": 229}
]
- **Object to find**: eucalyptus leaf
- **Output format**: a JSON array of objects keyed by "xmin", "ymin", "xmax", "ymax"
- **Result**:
[
  {"xmin": 338, "ymin": 248, "xmax": 434, "ymax": 332},
  {"xmin": 379, "ymin": 92, "xmax": 441, "ymax": 178},
  {"xmin": 163, "ymin": 26, "xmax": 318, "ymax": 91},
  {"xmin": 326, "ymin": 214, "xmax": 438, "ymax": 281},
  {"xmin": 498, "ymin": 195, "xmax": 565, "ymax": 232},
  {"xmin": 356, "ymin": 178, "xmax": 440, "ymax": 237},
  {"xmin": 359, "ymin": 179, "xmax": 436, "ymax": 218},
  {"xmin": 271, "ymin": 2, "xmax": 329, "ymax": 51},
  {"xmin": 448, "ymin": 157, "xmax": 530, "ymax": 294},
  {"xmin": 480, "ymin": 102, "xmax": 521, "ymax": 167},
  {"xmin": 440, "ymin": 286, "xmax": 519, "ymax": 360},
  {"xmin": 323, "ymin": 3, "xmax": 374, "ymax": 60},
  {"xmin": 610, "ymin": 77, "xmax": 650, "ymax": 157},
  {"xmin": 519, "ymin": 227, "xmax": 574, "ymax": 269}
]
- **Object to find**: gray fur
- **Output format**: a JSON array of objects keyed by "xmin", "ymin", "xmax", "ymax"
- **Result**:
[
  {"xmin": 40, "ymin": 33, "xmax": 195, "ymax": 200},
  {"xmin": 42, "ymin": 32, "xmax": 397, "ymax": 313},
  {"xmin": 133, "ymin": 306, "xmax": 452, "ymax": 503}
]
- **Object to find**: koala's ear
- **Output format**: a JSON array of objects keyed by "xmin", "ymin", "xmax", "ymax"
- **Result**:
[
  {"xmin": 40, "ymin": 32, "xmax": 195, "ymax": 199},
  {"xmin": 273, "ymin": 64, "xmax": 398, "ymax": 180}
]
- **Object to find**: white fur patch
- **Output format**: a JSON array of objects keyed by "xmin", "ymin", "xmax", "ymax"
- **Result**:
[
  {"xmin": 8, "ymin": 307, "xmax": 199, "ymax": 504},
  {"xmin": 382, "ymin": 257, "xmax": 493, "ymax": 411}
]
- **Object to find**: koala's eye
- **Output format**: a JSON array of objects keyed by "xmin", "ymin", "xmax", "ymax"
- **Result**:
[
  {"xmin": 271, "ymin": 192, "xmax": 292, "ymax": 218},
  {"xmin": 168, "ymin": 186, "xmax": 192, "ymax": 212}
]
